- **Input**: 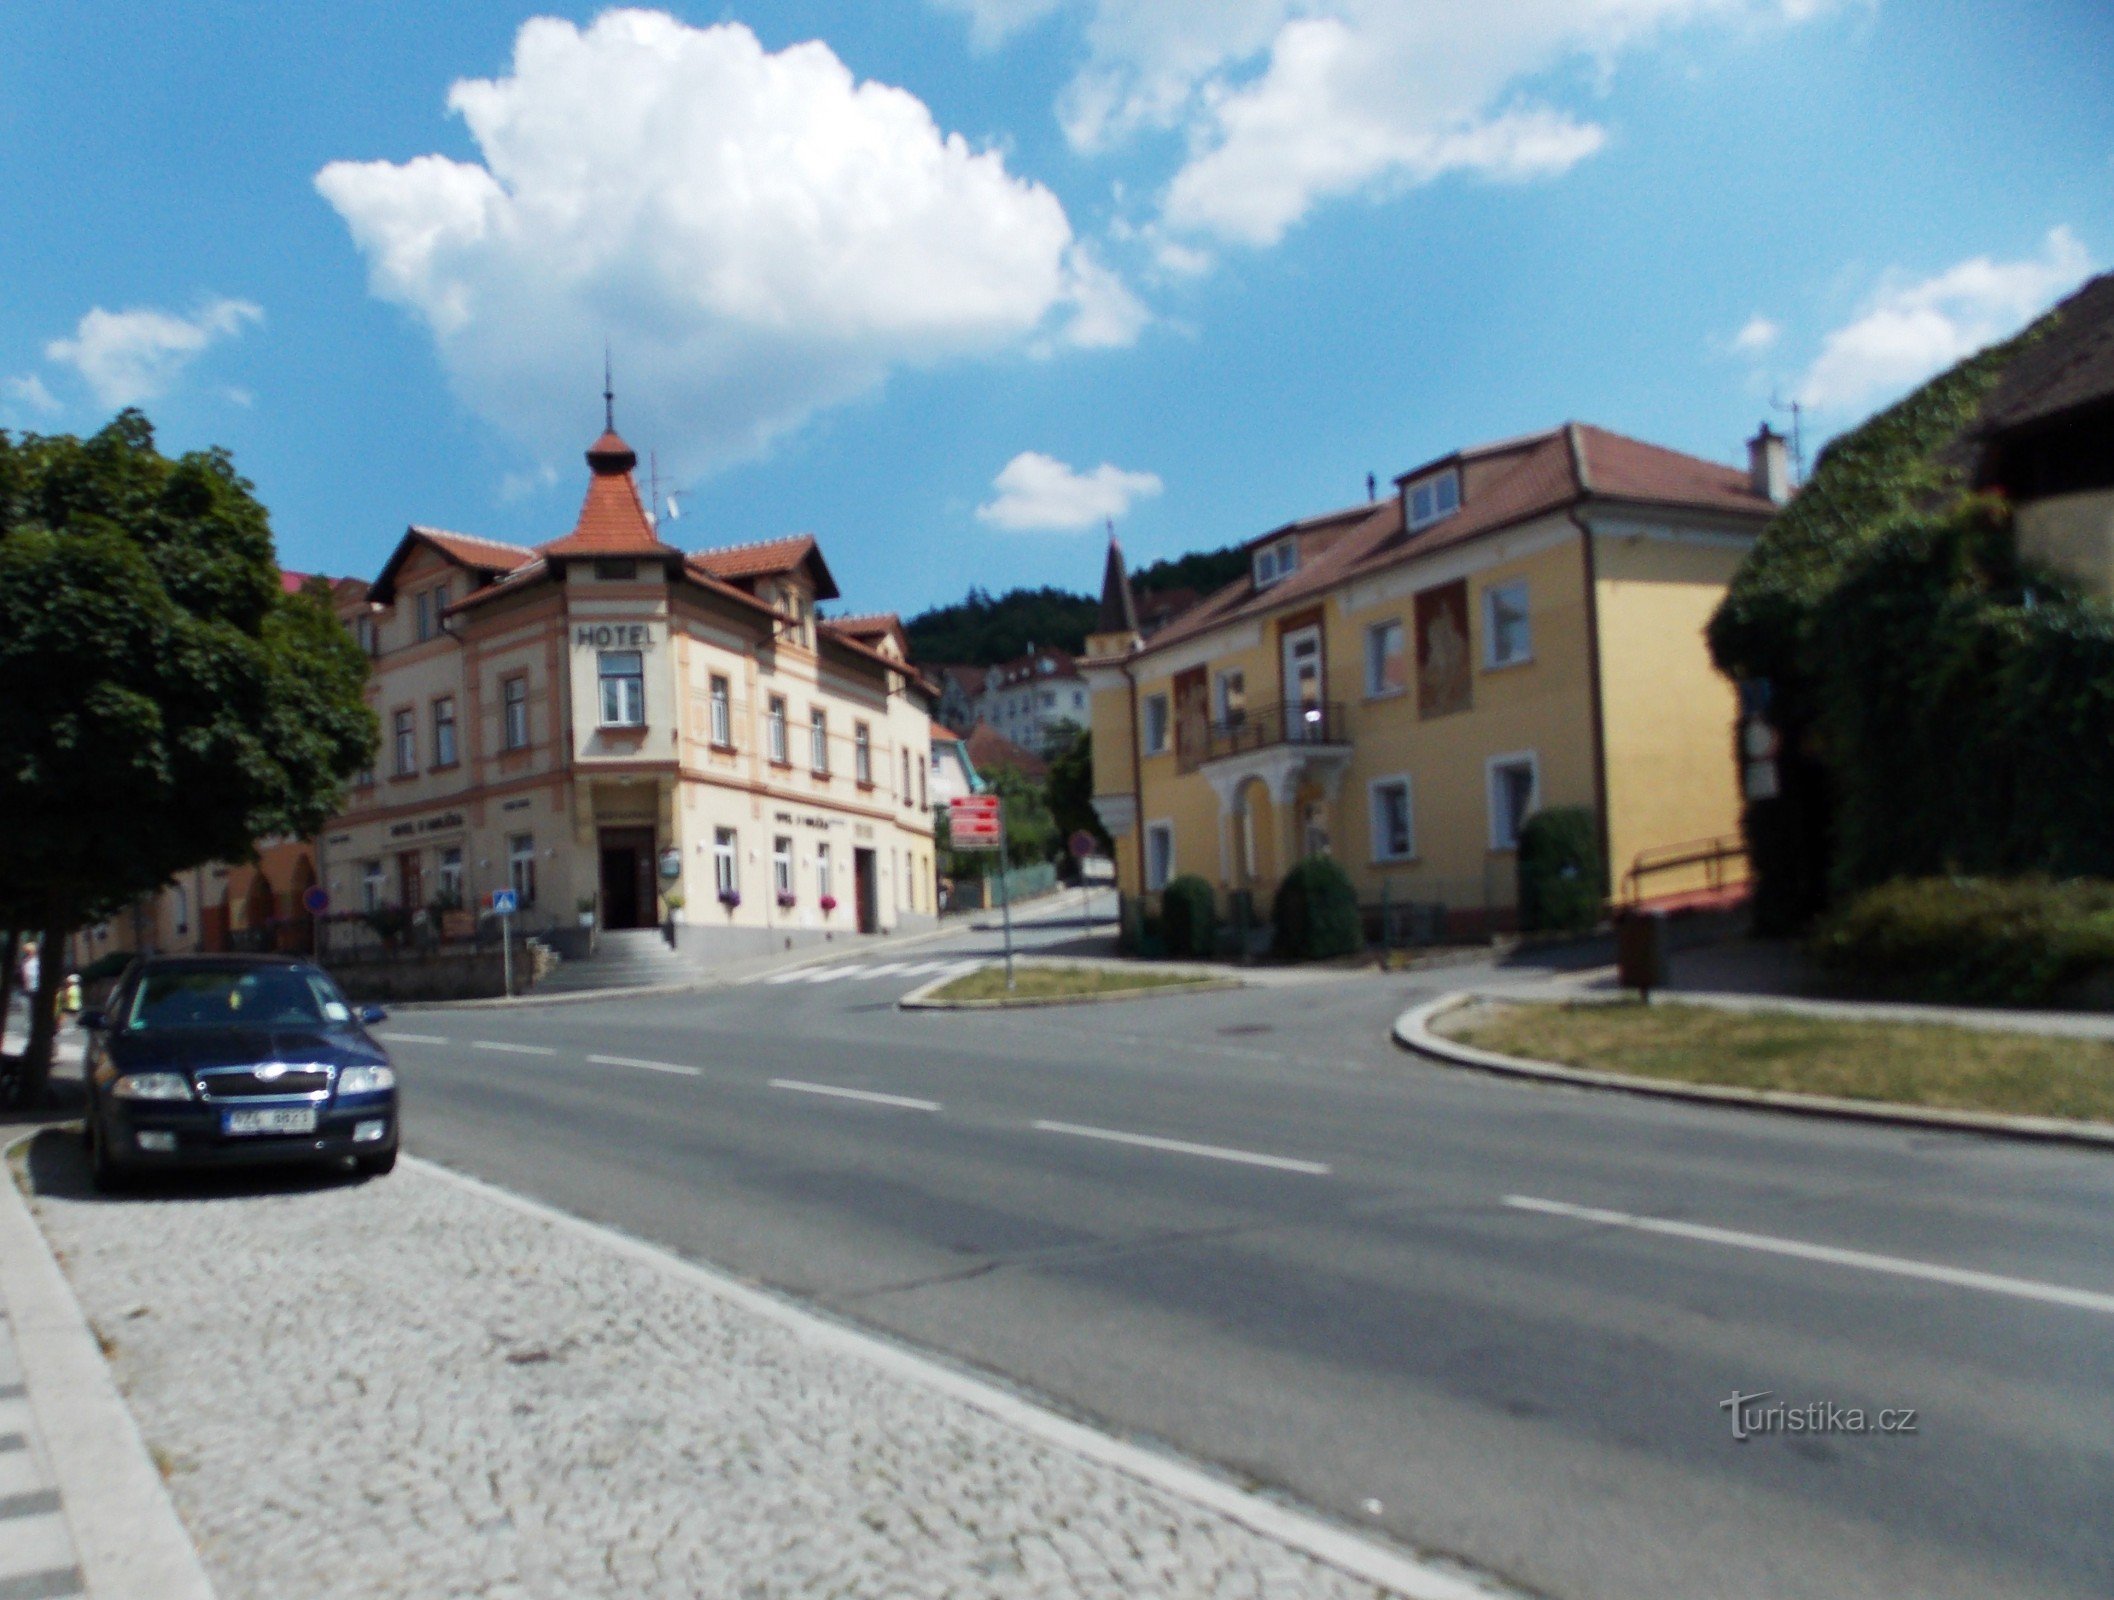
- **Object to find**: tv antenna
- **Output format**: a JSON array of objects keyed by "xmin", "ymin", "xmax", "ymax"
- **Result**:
[{"xmin": 1770, "ymin": 390, "xmax": 1808, "ymax": 485}]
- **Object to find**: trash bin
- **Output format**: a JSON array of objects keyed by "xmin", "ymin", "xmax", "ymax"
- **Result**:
[{"xmin": 1615, "ymin": 907, "xmax": 1669, "ymax": 999}]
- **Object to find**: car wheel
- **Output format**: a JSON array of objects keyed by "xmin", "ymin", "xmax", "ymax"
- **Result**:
[
  {"xmin": 88, "ymin": 1120, "xmax": 130, "ymax": 1194},
  {"xmin": 355, "ymin": 1149, "xmax": 397, "ymax": 1178}
]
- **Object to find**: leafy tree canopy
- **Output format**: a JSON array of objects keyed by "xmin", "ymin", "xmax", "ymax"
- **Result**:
[{"xmin": 0, "ymin": 411, "xmax": 376, "ymax": 946}]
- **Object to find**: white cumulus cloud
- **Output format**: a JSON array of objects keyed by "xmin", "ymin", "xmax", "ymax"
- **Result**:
[
  {"xmin": 44, "ymin": 299, "xmax": 262, "ymax": 409},
  {"xmin": 2, "ymin": 373, "xmax": 62, "ymax": 417},
  {"xmin": 317, "ymin": 10, "xmax": 1137, "ymax": 475},
  {"xmin": 1798, "ymin": 227, "xmax": 2092, "ymax": 415},
  {"xmin": 976, "ymin": 451, "xmax": 1163, "ymax": 531},
  {"xmin": 1730, "ymin": 314, "xmax": 1781, "ymax": 354},
  {"xmin": 966, "ymin": 0, "xmax": 1836, "ymax": 248},
  {"xmin": 931, "ymin": 0, "xmax": 1066, "ymax": 50}
]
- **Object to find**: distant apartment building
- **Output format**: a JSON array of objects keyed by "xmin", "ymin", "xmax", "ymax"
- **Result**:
[
  {"xmin": 971, "ymin": 648, "xmax": 1089, "ymax": 753},
  {"xmin": 1083, "ymin": 423, "xmax": 1788, "ymax": 934},
  {"xmin": 319, "ymin": 423, "xmax": 940, "ymax": 958}
]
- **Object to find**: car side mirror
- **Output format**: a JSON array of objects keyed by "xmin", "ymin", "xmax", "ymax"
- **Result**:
[
  {"xmin": 358, "ymin": 1005, "xmax": 388, "ymax": 1026},
  {"xmin": 76, "ymin": 1009, "xmax": 107, "ymax": 1032}
]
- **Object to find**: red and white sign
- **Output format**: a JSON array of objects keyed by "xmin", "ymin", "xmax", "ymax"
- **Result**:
[{"xmin": 949, "ymin": 793, "xmax": 1002, "ymax": 849}]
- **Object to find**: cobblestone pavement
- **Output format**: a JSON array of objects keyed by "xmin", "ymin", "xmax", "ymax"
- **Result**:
[{"xmin": 27, "ymin": 1153, "xmax": 1409, "ymax": 1600}]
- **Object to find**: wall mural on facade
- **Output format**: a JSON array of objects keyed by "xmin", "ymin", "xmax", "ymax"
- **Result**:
[{"xmin": 1416, "ymin": 580, "xmax": 1472, "ymax": 719}]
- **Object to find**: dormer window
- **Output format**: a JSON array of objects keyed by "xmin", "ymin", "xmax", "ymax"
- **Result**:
[
  {"xmin": 1408, "ymin": 468, "xmax": 1461, "ymax": 531},
  {"xmin": 1253, "ymin": 537, "xmax": 1298, "ymax": 590}
]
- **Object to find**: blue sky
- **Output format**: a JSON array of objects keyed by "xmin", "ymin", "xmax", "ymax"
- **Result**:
[{"xmin": 3, "ymin": 1, "xmax": 2109, "ymax": 618}]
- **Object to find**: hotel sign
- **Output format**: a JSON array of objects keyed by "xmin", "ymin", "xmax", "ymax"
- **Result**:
[
  {"xmin": 388, "ymin": 810, "xmax": 466, "ymax": 840},
  {"xmin": 575, "ymin": 624, "xmax": 653, "ymax": 650}
]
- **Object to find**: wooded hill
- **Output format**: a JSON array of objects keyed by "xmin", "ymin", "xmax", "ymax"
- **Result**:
[{"xmin": 901, "ymin": 544, "xmax": 1248, "ymax": 666}]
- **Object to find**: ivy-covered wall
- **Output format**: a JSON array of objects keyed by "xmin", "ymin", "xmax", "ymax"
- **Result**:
[{"xmin": 1705, "ymin": 298, "xmax": 2102, "ymax": 928}]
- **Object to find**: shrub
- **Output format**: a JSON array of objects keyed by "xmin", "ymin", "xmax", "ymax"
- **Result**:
[
  {"xmin": 1272, "ymin": 856, "xmax": 1362, "ymax": 961},
  {"xmin": 1160, "ymin": 875, "xmax": 1217, "ymax": 959},
  {"xmin": 1812, "ymin": 876, "xmax": 2114, "ymax": 1006},
  {"xmin": 1516, "ymin": 807, "xmax": 1604, "ymax": 933}
]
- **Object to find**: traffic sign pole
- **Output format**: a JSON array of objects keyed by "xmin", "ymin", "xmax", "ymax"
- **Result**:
[
  {"xmin": 501, "ymin": 909, "xmax": 513, "ymax": 998},
  {"xmin": 999, "ymin": 804, "xmax": 1015, "ymax": 992}
]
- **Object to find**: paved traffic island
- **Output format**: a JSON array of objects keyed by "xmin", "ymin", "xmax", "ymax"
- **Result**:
[
  {"xmin": 1402, "ymin": 995, "xmax": 2114, "ymax": 1146},
  {"xmin": 16, "ymin": 1137, "xmax": 1495, "ymax": 1600},
  {"xmin": 902, "ymin": 959, "xmax": 1240, "ymax": 1010}
]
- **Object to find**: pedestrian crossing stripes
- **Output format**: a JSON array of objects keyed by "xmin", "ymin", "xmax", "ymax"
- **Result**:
[{"xmin": 754, "ymin": 957, "xmax": 978, "ymax": 987}]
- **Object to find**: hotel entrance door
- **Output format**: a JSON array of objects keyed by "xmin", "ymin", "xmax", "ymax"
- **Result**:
[{"xmin": 598, "ymin": 827, "xmax": 658, "ymax": 928}]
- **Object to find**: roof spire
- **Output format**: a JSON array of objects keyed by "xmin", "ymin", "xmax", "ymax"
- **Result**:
[
  {"xmin": 603, "ymin": 342, "xmax": 615, "ymax": 433},
  {"xmin": 1094, "ymin": 523, "xmax": 1138, "ymax": 637}
]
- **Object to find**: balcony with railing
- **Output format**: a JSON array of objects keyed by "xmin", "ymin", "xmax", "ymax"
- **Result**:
[{"xmin": 1185, "ymin": 700, "xmax": 1349, "ymax": 772}]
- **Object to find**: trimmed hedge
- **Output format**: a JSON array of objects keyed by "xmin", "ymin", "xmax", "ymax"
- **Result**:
[
  {"xmin": 1811, "ymin": 876, "xmax": 2114, "ymax": 1007},
  {"xmin": 1159, "ymin": 875, "xmax": 1218, "ymax": 960},
  {"xmin": 1516, "ymin": 807, "xmax": 1604, "ymax": 933},
  {"xmin": 1272, "ymin": 856, "xmax": 1361, "ymax": 961}
]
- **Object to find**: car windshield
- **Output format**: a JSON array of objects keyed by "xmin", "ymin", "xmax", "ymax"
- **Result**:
[{"xmin": 124, "ymin": 967, "xmax": 353, "ymax": 1032}]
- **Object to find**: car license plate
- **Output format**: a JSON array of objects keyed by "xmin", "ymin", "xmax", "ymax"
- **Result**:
[{"xmin": 222, "ymin": 1107, "xmax": 318, "ymax": 1136}]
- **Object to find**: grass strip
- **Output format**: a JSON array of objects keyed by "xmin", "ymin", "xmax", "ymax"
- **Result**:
[
  {"xmin": 927, "ymin": 964, "xmax": 1217, "ymax": 1004},
  {"xmin": 1441, "ymin": 1000, "xmax": 2114, "ymax": 1123}
]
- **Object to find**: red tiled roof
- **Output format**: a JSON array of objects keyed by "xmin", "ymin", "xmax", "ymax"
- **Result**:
[
  {"xmin": 964, "ymin": 721, "xmax": 1048, "ymax": 781},
  {"xmin": 541, "ymin": 429, "xmax": 680, "ymax": 559},
  {"xmin": 830, "ymin": 611, "xmax": 900, "ymax": 639},
  {"xmin": 1136, "ymin": 422, "xmax": 1775, "ymax": 660},
  {"xmin": 817, "ymin": 620, "xmax": 937, "ymax": 695},
  {"xmin": 415, "ymin": 528, "xmax": 538, "ymax": 573},
  {"xmin": 690, "ymin": 533, "xmax": 841, "ymax": 599},
  {"xmin": 279, "ymin": 570, "xmax": 310, "ymax": 594}
]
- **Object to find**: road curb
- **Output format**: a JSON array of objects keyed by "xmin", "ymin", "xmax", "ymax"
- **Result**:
[
  {"xmin": 899, "ymin": 963, "xmax": 1242, "ymax": 1011},
  {"xmin": 1392, "ymin": 993, "xmax": 2114, "ymax": 1150},
  {"xmin": 405, "ymin": 1154, "xmax": 1518, "ymax": 1600},
  {"xmin": 1, "ymin": 1133, "xmax": 217, "ymax": 1600}
]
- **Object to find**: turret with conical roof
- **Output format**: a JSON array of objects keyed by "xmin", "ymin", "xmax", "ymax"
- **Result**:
[
  {"xmin": 542, "ymin": 423, "xmax": 679, "ymax": 559},
  {"xmin": 1085, "ymin": 529, "xmax": 1142, "ymax": 660}
]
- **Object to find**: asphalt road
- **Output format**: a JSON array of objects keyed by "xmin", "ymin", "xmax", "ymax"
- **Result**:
[{"xmin": 381, "ymin": 908, "xmax": 2114, "ymax": 1600}]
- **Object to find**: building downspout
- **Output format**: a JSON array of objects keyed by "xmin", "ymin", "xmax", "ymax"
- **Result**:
[
  {"xmin": 1565, "ymin": 423, "xmax": 1614, "ymax": 897},
  {"xmin": 1123, "ymin": 655, "xmax": 1146, "ymax": 900}
]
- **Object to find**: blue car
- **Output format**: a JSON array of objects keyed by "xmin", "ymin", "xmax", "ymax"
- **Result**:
[{"xmin": 80, "ymin": 954, "xmax": 400, "ymax": 1190}]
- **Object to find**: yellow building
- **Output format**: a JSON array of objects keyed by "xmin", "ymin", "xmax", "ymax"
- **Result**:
[
  {"xmin": 1083, "ymin": 422, "xmax": 1786, "ymax": 937},
  {"xmin": 321, "ymin": 422, "xmax": 940, "ymax": 962}
]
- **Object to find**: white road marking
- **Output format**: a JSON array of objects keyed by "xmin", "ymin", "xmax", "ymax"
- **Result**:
[
  {"xmin": 1032, "ymin": 1120, "xmax": 1331, "ymax": 1176},
  {"xmin": 805, "ymin": 965, "xmax": 868, "ymax": 983},
  {"xmin": 472, "ymin": 1041, "xmax": 557, "ymax": 1057},
  {"xmin": 860, "ymin": 962, "xmax": 908, "ymax": 979},
  {"xmin": 766, "ymin": 968, "xmax": 816, "ymax": 985},
  {"xmin": 1504, "ymin": 1195, "xmax": 2114, "ymax": 1318},
  {"xmin": 376, "ymin": 1031, "xmax": 448, "ymax": 1045},
  {"xmin": 588, "ymin": 1054, "xmax": 703, "ymax": 1078},
  {"xmin": 769, "ymin": 1079, "xmax": 940, "ymax": 1112}
]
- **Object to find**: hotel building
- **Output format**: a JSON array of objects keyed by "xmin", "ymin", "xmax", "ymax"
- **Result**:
[{"xmin": 321, "ymin": 423, "xmax": 940, "ymax": 962}]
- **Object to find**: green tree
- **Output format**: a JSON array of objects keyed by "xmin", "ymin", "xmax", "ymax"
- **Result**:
[
  {"xmin": 0, "ymin": 413, "xmax": 375, "ymax": 1099},
  {"xmin": 1041, "ymin": 719, "xmax": 1106, "ymax": 864}
]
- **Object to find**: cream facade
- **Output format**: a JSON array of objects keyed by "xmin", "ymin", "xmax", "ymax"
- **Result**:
[
  {"xmin": 1085, "ymin": 423, "xmax": 1784, "ymax": 936},
  {"xmin": 322, "ymin": 427, "xmax": 939, "ymax": 964}
]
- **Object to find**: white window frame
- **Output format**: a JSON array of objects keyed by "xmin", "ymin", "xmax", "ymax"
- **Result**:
[
  {"xmin": 1364, "ymin": 617, "xmax": 1407, "ymax": 698},
  {"xmin": 1408, "ymin": 468, "xmax": 1461, "ymax": 531},
  {"xmin": 816, "ymin": 841, "xmax": 832, "ymax": 901},
  {"xmin": 392, "ymin": 708, "xmax": 416, "ymax": 776},
  {"xmin": 855, "ymin": 723, "xmax": 872, "ymax": 784},
  {"xmin": 415, "ymin": 589, "xmax": 434, "ymax": 642},
  {"xmin": 767, "ymin": 696, "xmax": 788, "ymax": 764},
  {"xmin": 502, "ymin": 675, "xmax": 529, "ymax": 750},
  {"xmin": 810, "ymin": 707, "xmax": 829, "ymax": 774},
  {"xmin": 1142, "ymin": 693, "xmax": 1170, "ymax": 755},
  {"xmin": 508, "ymin": 833, "xmax": 538, "ymax": 906},
  {"xmin": 1213, "ymin": 668, "xmax": 1245, "ymax": 725},
  {"xmin": 713, "ymin": 828, "xmax": 739, "ymax": 899},
  {"xmin": 1485, "ymin": 751, "xmax": 1540, "ymax": 852},
  {"xmin": 1252, "ymin": 537, "xmax": 1298, "ymax": 589},
  {"xmin": 709, "ymin": 675, "xmax": 732, "ymax": 747},
  {"xmin": 361, "ymin": 859, "xmax": 385, "ymax": 913},
  {"xmin": 773, "ymin": 836, "xmax": 794, "ymax": 898},
  {"xmin": 1483, "ymin": 580, "xmax": 1533, "ymax": 669},
  {"xmin": 598, "ymin": 651, "xmax": 646, "ymax": 728},
  {"xmin": 1369, "ymin": 774, "xmax": 1415, "ymax": 863},
  {"xmin": 1144, "ymin": 820, "xmax": 1176, "ymax": 892}
]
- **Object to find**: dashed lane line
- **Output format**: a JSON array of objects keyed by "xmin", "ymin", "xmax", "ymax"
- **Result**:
[
  {"xmin": 1032, "ymin": 1120, "xmax": 1332, "ymax": 1176},
  {"xmin": 1504, "ymin": 1195, "xmax": 2114, "ymax": 1317},
  {"xmin": 588, "ymin": 1054, "xmax": 705, "ymax": 1078},
  {"xmin": 769, "ymin": 1079, "xmax": 942, "ymax": 1112},
  {"xmin": 376, "ymin": 1031, "xmax": 449, "ymax": 1045},
  {"xmin": 472, "ymin": 1041, "xmax": 558, "ymax": 1057}
]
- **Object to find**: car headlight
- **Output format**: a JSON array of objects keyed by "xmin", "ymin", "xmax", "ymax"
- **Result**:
[
  {"xmin": 337, "ymin": 1064, "xmax": 396, "ymax": 1095},
  {"xmin": 112, "ymin": 1072, "xmax": 193, "ymax": 1102}
]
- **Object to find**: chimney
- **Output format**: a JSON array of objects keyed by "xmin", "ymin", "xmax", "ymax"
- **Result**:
[{"xmin": 1749, "ymin": 424, "xmax": 1791, "ymax": 506}]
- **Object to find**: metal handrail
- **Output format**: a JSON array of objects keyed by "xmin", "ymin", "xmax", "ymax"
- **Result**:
[
  {"xmin": 1620, "ymin": 833, "xmax": 1749, "ymax": 905},
  {"xmin": 1190, "ymin": 700, "xmax": 1348, "ymax": 766}
]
